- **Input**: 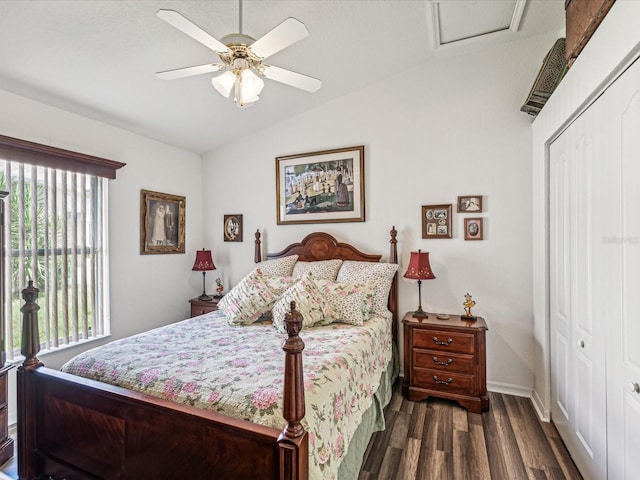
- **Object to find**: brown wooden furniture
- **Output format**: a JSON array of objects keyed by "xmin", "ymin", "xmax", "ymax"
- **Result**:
[
  {"xmin": 189, "ymin": 296, "xmax": 221, "ymax": 317},
  {"xmin": 0, "ymin": 365, "xmax": 13, "ymax": 466},
  {"xmin": 17, "ymin": 228, "xmax": 398, "ymax": 480},
  {"xmin": 402, "ymin": 312, "xmax": 489, "ymax": 413}
]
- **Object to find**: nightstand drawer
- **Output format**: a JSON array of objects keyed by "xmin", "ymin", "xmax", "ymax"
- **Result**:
[
  {"xmin": 412, "ymin": 368, "xmax": 474, "ymax": 396},
  {"xmin": 413, "ymin": 329, "xmax": 475, "ymax": 354},
  {"xmin": 413, "ymin": 349, "xmax": 475, "ymax": 374},
  {"xmin": 191, "ymin": 304, "xmax": 218, "ymax": 317}
]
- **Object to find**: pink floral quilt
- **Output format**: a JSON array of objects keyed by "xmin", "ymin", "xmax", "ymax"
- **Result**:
[{"xmin": 61, "ymin": 310, "xmax": 393, "ymax": 479}]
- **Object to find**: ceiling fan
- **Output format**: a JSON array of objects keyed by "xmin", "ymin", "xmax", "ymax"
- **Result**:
[{"xmin": 156, "ymin": 1, "xmax": 322, "ymax": 108}]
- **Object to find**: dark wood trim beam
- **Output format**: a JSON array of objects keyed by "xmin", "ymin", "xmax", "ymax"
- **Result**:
[{"xmin": 0, "ymin": 134, "xmax": 125, "ymax": 179}]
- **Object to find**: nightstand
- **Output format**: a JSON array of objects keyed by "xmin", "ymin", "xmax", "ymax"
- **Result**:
[
  {"xmin": 189, "ymin": 297, "xmax": 221, "ymax": 317},
  {"xmin": 402, "ymin": 312, "xmax": 489, "ymax": 413},
  {"xmin": 0, "ymin": 365, "xmax": 14, "ymax": 465}
]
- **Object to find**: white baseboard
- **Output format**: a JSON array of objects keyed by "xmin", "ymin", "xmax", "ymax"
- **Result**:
[
  {"xmin": 487, "ymin": 381, "xmax": 532, "ymax": 398},
  {"xmin": 530, "ymin": 389, "xmax": 550, "ymax": 422}
]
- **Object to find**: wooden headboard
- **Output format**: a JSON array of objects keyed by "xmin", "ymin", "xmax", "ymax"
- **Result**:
[{"xmin": 254, "ymin": 228, "xmax": 399, "ymax": 342}]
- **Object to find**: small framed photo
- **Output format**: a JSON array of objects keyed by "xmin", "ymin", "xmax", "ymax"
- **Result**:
[
  {"xmin": 457, "ymin": 195, "xmax": 483, "ymax": 213},
  {"xmin": 140, "ymin": 189, "xmax": 186, "ymax": 254},
  {"xmin": 464, "ymin": 218, "xmax": 484, "ymax": 240},
  {"xmin": 422, "ymin": 204, "xmax": 452, "ymax": 239},
  {"xmin": 224, "ymin": 214, "xmax": 243, "ymax": 242}
]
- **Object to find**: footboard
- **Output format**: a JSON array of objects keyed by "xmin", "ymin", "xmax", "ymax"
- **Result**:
[{"xmin": 17, "ymin": 282, "xmax": 308, "ymax": 480}]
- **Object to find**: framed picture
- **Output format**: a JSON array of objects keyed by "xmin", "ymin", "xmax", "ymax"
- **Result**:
[
  {"xmin": 464, "ymin": 217, "xmax": 484, "ymax": 240},
  {"xmin": 140, "ymin": 189, "xmax": 186, "ymax": 254},
  {"xmin": 457, "ymin": 195, "xmax": 483, "ymax": 213},
  {"xmin": 224, "ymin": 214, "xmax": 243, "ymax": 242},
  {"xmin": 422, "ymin": 204, "xmax": 452, "ymax": 239},
  {"xmin": 276, "ymin": 145, "xmax": 365, "ymax": 225}
]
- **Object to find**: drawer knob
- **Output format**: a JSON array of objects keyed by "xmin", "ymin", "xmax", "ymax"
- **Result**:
[
  {"xmin": 432, "ymin": 356, "xmax": 453, "ymax": 366},
  {"xmin": 629, "ymin": 382, "xmax": 640, "ymax": 394},
  {"xmin": 433, "ymin": 337, "xmax": 453, "ymax": 346},
  {"xmin": 578, "ymin": 340, "xmax": 585, "ymax": 348},
  {"xmin": 433, "ymin": 376, "xmax": 453, "ymax": 385}
]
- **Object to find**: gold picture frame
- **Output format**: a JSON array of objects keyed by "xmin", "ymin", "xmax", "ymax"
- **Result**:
[
  {"xmin": 276, "ymin": 145, "xmax": 365, "ymax": 225},
  {"xmin": 140, "ymin": 189, "xmax": 186, "ymax": 254},
  {"xmin": 422, "ymin": 204, "xmax": 452, "ymax": 239}
]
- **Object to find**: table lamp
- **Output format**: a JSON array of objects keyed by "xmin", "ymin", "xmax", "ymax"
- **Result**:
[
  {"xmin": 403, "ymin": 249, "xmax": 435, "ymax": 319},
  {"xmin": 192, "ymin": 248, "xmax": 216, "ymax": 301}
]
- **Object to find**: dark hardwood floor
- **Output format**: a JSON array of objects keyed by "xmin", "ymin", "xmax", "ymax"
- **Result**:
[
  {"xmin": 359, "ymin": 385, "xmax": 582, "ymax": 480},
  {"xmin": 0, "ymin": 387, "xmax": 581, "ymax": 480}
]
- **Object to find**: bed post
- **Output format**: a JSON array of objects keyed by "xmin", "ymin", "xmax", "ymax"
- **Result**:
[
  {"xmin": 17, "ymin": 281, "xmax": 43, "ymax": 480},
  {"xmin": 255, "ymin": 229, "xmax": 262, "ymax": 263},
  {"xmin": 278, "ymin": 302, "xmax": 308, "ymax": 480},
  {"xmin": 389, "ymin": 226, "xmax": 399, "ymax": 343}
]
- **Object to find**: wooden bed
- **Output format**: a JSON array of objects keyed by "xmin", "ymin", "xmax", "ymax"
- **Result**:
[{"xmin": 17, "ymin": 228, "xmax": 399, "ymax": 480}]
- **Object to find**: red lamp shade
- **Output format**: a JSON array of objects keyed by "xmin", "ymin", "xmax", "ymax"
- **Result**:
[
  {"xmin": 403, "ymin": 251, "xmax": 435, "ymax": 280},
  {"xmin": 404, "ymin": 250, "xmax": 435, "ymax": 319},
  {"xmin": 192, "ymin": 249, "xmax": 215, "ymax": 271},
  {"xmin": 192, "ymin": 249, "xmax": 215, "ymax": 302}
]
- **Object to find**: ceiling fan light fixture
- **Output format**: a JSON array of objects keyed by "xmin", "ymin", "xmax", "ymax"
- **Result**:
[
  {"xmin": 235, "ymin": 68, "xmax": 264, "ymax": 106},
  {"xmin": 212, "ymin": 71, "xmax": 236, "ymax": 98}
]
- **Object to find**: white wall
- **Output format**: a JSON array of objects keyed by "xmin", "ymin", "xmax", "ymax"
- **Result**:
[
  {"xmin": 203, "ymin": 32, "xmax": 559, "ymax": 395},
  {"xmin": 1, "ymin": 88, "xmax": 204, "ymax": 422}
]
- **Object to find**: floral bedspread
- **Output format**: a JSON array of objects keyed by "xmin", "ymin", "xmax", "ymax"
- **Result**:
[{"xmin": 61, "ymin": 310, "xmax": 393, "ymax": 480}]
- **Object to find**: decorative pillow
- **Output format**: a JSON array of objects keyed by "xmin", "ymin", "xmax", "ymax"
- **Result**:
[
  {"xmin": 218, "ymin": 270, "xmax": 279, "ymax": 325},
  {"xmin": 254, "ymin": 255, "xmax": 298, "ymax": 277},
  {"xmin": 292, "ymin": 259, "xmax": 343, "ymax": 281},
  {"xmin": 336, "ymin": 261, "xmax": 398, "ymax": 317},
  {"xmin": 272, "ymin": 274, "xmax": 337, "ymax": 333},
  {"xmin": 262, "ymin": 275, "xmax": 296, "ymax": 295},
  {"xmin": 314, "ymin": 278, "xmax": 374, "ymax": 326}
]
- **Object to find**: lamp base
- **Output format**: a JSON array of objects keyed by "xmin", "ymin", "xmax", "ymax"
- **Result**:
[
  {"xmin": 412, "ymin": 309, "xmax": 428, "ymax": 319},
  {"xmin": 462, "ymin": 315, "xmax": 477, "ymax": 322},
  {"xmin": 198, "ymin": 293, "xmax": 214, "ymax": 302}
]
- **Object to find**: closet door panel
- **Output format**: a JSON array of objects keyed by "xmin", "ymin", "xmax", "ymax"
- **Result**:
[{"xmin": 618, "ymin": 68, "xmax": 640, "ymax": 479}]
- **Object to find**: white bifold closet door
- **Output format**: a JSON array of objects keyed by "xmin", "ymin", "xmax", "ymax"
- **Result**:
[
  {"xmin": 549, "ymin": 91, "xmax": 608, "ymax": 480},
  {"xmin": 549, "ymin": 56, "xmax": 640, "ymax": 479}
]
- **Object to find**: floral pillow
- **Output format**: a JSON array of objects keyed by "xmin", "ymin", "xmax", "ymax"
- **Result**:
[
  {"xmin": 254, "ymin": 255, "xmax": 298, "ymax": 277},
  {"xmin": 218, "ymin": 269, "xmax": 279, "ymax": 325},
  {"xmin": 336, "ymin": 261, "xmax": 398, "ymax": 317},
  {"xmin": 272, "ymin": 274, "xmax": 337, "ymax": 333},
  {"xmin": 314, "ymin": 278, "xmax": 374, "ymax": 326},
  {"xmin": 292, "ymin": 259, "xmax": 343, "ymax": 280}
]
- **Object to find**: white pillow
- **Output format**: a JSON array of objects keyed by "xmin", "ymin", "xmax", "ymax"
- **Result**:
[
  {"xmin": 292, "ymin": 259, "xmax": 343, "ymax": 280},
  {"xmin": 272, "ymin": 274, "xmax": 337, "ymax": 333},
  {"xmin": 314, "ymin": 278, "xmax": 374, "ymax": 326},
  {"xmin": 218, "ymin": 270, "xmax": 279, "ymax": 325},
  {"xmin": 254, "ymin": 255, "xmax": 298, "ymax": 277},
  {"xmin": 336, "ymin": 261, "xmax": 398, "ymax": 317}
]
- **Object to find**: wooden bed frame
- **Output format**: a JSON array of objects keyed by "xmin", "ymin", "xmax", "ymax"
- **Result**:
[{"xmin": 17, "ymin": 228, "xmax": 398, "ymax": 480}]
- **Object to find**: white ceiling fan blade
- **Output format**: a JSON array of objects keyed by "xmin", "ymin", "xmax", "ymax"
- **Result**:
[
  {"xmin": 250, "ymin": 18, "xmax": 309, "ymax": 60},
  {"xmin": 156, "ymin": 63, "xmax": 226, "ymax": 80},
  {"xmin": 261, "ymin": 65, "xmax": 322, "ymax": 93},
  {"xmin": 157, "ymin": 9, "xmax": 230, "ymax": 55}
]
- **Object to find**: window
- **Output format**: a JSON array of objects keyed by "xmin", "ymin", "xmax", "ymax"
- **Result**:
[{"xmin": 0, "ymin": 135, "xmax": 124, "ymax": 360}]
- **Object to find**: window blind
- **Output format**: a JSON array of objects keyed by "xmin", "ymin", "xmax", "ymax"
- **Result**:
[{"xmin": 0, "ymin": 135, "xmax": 124, "ymax": 360}]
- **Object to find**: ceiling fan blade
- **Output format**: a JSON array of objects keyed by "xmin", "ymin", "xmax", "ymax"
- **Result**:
[
  {"xmin": 156, "ymin": 63, "xmax": 226, "ymax": 80},
  {"xmin": 250, "ymin": 18, "xmax": 309, "ymax": 60},
  {"xmin": 157, "ymin": 9, "xmax": 230, "ymax": 55},
  {"xmin": 261, "ymin": 65, "xmax": 322, "ymax": 93}
]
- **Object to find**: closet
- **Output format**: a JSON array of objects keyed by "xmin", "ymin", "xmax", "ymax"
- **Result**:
[{"xmin": 548, "ymin": 57, "xmax": 640, "ymax": 479}]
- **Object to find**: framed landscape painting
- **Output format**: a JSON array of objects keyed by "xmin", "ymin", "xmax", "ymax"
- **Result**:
[
  {"xmin": 276, "ymin": 145, "xmax": 365, "ymax": 225},
  {"xmin": 140, "ymin": 189, "xmax": 186, "ymax": 254}
]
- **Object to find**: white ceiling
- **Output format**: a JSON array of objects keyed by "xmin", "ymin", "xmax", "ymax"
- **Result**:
[{"xmin": 0, "ymin": 0, "xmax": 564, "ymax": 155}]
